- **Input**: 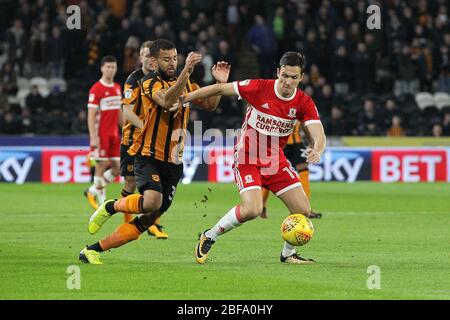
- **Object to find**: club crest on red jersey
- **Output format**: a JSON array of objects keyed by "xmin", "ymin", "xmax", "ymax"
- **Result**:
[{"xmin": 288, "ymin": 108, "xmax": 297, "ymax": 118}]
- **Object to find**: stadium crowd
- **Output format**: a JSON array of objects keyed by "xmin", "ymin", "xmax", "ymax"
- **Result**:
[{"xmin": 0, "ymin": 0, "xmax": 449, "ymax": 136}]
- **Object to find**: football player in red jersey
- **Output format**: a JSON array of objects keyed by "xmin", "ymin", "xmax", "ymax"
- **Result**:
[
  {"xmin": 181, "ymin": 52, "xmax": 326, "ymax": 264},
  {"xmin": 84, "ymin": 56, "xmax": 123, "ymax": 209}
]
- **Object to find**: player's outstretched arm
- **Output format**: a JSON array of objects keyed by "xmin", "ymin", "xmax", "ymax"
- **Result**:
[
  {"xmin": 181, "ymin": 82, "xmax": 237, "ymax": 105},
  {"xmin": 304, "ymin": 122, "xmax": 326, "ymax": 164},
  {"xmin": 122, "ymin": 104, "xmax": 143, "ymax": 129},
  {"xmin": 153, "ymin": 52, "xmax": 202, "ymax": 110}
]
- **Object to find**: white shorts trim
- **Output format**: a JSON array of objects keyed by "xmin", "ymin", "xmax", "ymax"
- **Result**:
[
  {"xmin": 275, "ymin": 182, "xmax": 302, "ymax": 197},
  {"xmin": 239, "ymin": 186, "xmax": 262, "ymax": 194},
  {"xmin": 233, "ymin": 167, "xmax": 244, "ymax": 189}
]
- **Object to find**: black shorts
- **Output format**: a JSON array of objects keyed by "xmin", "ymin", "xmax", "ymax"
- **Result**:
[
  {"xmin": 120, "ymin": 144, "xmax": 135, "ymax": 176},
  {"xmin": 284, "ymin": 142, "xmax": 307, "ymax": 168},
  {"xmin": 134, "ymin": 155, "xmax": 184, "ymax": 213}
]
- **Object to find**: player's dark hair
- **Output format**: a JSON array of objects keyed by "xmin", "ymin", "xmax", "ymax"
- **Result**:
[
  {"xmin": 279, "ymin": 52, "xmax": 305, "ymax": 74},
  {"xmin": 101, "ymin": 55, "xmax": 117, "ymax": 66},
  {"xmin": 149, "ymin": 39, "xmax": 176, "ymax": 57},
  {"xmin": 140, "ymin": 40, "xmax": 153, "ymax": 51}
]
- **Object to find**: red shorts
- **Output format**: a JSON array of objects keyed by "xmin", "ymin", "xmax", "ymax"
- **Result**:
[
  {"xmin": 92, "ymin": 134, "xmax": 120, "ymax": 160},
  {"xmin": 233, "ymin": 159, "xmax": 301, "ymax": 196}
]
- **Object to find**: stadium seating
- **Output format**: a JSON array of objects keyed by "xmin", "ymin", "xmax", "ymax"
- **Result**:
[
  {"xmin": 17, "ymin": 77, "xmax": 30, "ymax": 90},
  {"xmin": 48, "ymin": 78, "xmax": 67, "ymax": 92},
  {"xmin": 29, "ymin": 77, "xmax": 50, "ymax": 97},
  {"xmin": 16, "ymin": 88, "xmax": 30, "ymax": 108},
  {"xmin": 415, "ymin": 92, "xmax": 436, "ymax": 110},
  {"xmin": 0, "ymin": 1, "xmax": 448, "ymax": 136},
  {"xmin": 433, "ymin": 92, "xmax": 450, "ymax": 110}
]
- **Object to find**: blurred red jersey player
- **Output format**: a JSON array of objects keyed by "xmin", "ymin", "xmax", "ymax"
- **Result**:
[{"xmin": 84, "ymin": 55, "xmax": 123, "ymax": 208}]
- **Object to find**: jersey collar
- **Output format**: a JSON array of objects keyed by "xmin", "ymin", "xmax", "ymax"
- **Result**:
[{"xmin": 99, "ymin": 79, "xmax": 115, "ymax": 87}]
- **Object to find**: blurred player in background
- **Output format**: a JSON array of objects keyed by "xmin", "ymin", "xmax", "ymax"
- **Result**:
[
  {"xmin": 84, "ymin": 56, "xmax": 123, "ymax": 209},
  {"xmin": 120, "ymin": 40, "xmax": 168, "ymax": 239},
  {"xmin": 181, "ymin": 52, "xmax": 326, "ymax": 265},
  {"xmin": 79, "ymin": 40, "xmax": 231, "ymax": 264},
  {"xmin": 261, "ymin": 122, "xmax": 322, "ymax": 219}
]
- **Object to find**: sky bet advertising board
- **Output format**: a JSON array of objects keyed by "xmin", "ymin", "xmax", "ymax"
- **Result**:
[
  {"xmin": 0, "ymin": 145, "xmax": 449, "ymax": 184},
  {"xmin": 0, "ymin": 150, "xmax": 42, "ymax": 184}
]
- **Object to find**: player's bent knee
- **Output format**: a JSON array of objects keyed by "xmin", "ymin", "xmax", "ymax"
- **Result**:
[
  {"xmin": 254, "ymin": 207, "xmax": 264, "ymax": 218},
  {"xmin": 142, "ymin": 202, "xmax": 161, "ymax": 214},
  {"xmin": 95, "ymin": 161, "xmax": 108, "ymax": 172},
  {"xmin": 142, "ymin": 194, "xmax": 162, "ymax": 213},
  {"xmin": 241, "ymin": 204, "xmax": 263, "ymax": 220},
  {"xmin": 123, "ymin": 177, "xmax": 136, "ymax": 192}
]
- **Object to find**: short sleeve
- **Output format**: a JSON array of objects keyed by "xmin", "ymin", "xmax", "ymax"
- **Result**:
[
  {"xmin": 298, "ymin": 95, "xmax": 321, "ymax": 126},
  {"xmin": 232, "ymin": 79, "xmax": 263, "ymax": 104},
  {"xmin": 122, "ymin": 82, "xmax": 140, "ymax": 105},
  {"xmin": 87, "ymin": 86, "xmax": 99, "ymax": 109}
]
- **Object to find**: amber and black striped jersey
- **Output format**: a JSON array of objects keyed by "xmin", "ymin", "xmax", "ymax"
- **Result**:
[
  {"xmin": 286, "ymin": 121, "xmax": 302, "ymax": 145},
  {"xmin": 128, "ymin": 73, "xmax": 200, "ymax": 164},
  {"xmin": 121, "ymin": 69, "xmax": 157, "ymax": 147}
]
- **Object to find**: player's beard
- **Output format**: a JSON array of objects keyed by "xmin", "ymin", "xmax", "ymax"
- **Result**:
[{"xmin": 159, "ymin": 67, "xmax": 176, "ymax": 80}]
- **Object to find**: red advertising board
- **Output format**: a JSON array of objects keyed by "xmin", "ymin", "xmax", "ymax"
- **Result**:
[
  {"xmin": 42, "ymin": 149, "xmax": 91, "ymax": 183},
  {"xmin": 372, "ymin": 149, "xmax": 447, "ymax": 182},
  {"xmin": 2, "ymin": 146, "xmax": 447, "ymax": 184},
  {"xmin": 207, "ymin": 148, "xmax": 235, "ymax": 183}
]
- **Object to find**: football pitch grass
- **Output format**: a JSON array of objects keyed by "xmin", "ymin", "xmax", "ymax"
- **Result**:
[{"xmin": 0, "ymin": 182, "xmax": 449, "ymax": 300}]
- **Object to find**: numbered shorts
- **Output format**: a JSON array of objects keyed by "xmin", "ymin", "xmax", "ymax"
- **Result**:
[
  {"xmin": 92, "ymin": 134, "xmax": 120, "ymax": 161},
  {"xmin": 233, "ymin": 160, "xmax": 301, "ymax": 196},
  {"xmin": 284, "ymin": 142, "xmax": 307, "ymax": 168},
  {"xmin": 134, "ymin": 155, "xmax": 183, "ymax": 213},
  {"xmin": 120, "ymin": 144, "xmax": 135, "ymax": 176}
]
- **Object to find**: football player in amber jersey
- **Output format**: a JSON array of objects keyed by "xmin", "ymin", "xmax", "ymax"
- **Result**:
[
  {"xmin": 80, "ymin": 39, "xmax": 231, "ymax": 264},
  {"xmin": 120, "ymin": 40, "xmax": 169, "ymax": 239}
]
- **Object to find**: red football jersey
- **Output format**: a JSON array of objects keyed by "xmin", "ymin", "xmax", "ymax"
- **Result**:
[
  {"xmin": 87, "ymin": 79, "xmax": 122, "ymax": 137},
  {"xmin": 232, "ymin": 79, "xmax": 321, "ymax": 166}
]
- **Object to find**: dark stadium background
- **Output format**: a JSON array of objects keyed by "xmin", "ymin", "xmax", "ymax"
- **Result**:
[{"xmin": 0, "ymin": 0, "xmax": 449, "ymax": 136}]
